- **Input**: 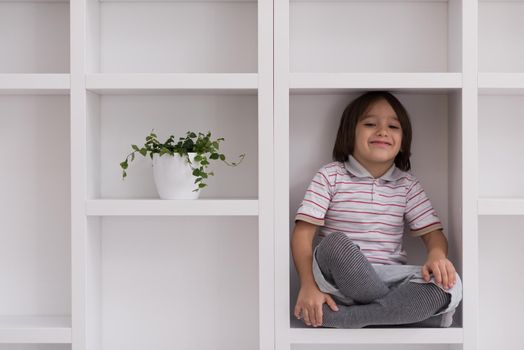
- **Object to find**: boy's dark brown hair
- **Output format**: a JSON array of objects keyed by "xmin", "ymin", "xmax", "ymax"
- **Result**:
[{"xmin": 332, "ymin": 91, "xmax": 413, "ymax": 171}]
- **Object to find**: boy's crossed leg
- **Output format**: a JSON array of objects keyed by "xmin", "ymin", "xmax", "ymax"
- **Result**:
[
  {"xmin": 315, "ymin": 231, "xmax": 451, "ymax": 328},
  {"xmin": 315, "ymin": 231, "xmax": 390, "ymax": 303}
]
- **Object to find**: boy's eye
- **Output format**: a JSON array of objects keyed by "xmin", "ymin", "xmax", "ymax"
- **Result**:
[
  {"xmin": 364, "ymin": 123, "xmax": 375, "ymax": 127},
  {"xmin": 390, "ymin": 125, "xmax": 400, "ymax": 129}
]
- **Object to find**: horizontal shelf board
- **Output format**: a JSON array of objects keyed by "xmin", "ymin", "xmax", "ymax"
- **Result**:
[
  {"xmin": 100, "ymin": 0, "xmax": 255, "ymax": 2},
  {"xmin": 98, "ymin": 0, "xmax": 446, "ymax": 1},
  {"xmin": 86, "ymin": 199, "xmax": 259, "ymax": 216},
  {"xmin": 478, "ymin": 198, "xmax": 524, "ymax": 215},
  {"xmin": 95, "ymin": 0, "xmax": 450, "ymax": 2},
  {"xmin": 0, "ymin": 316, "xmax": 71, "ymax": 344},
  {"xmin": 0, "ymin": 74, "xmax": 70, "ymax": 94},
  {"xmin": 288, "ymin": 327, "xmax": 463, "ymax": 344},
  {"xmin": 291, "ymin": 0, "xmax": 448, "ymax": 2},
  {"xmin": 290, "ymin": 73, "xmax": 462, "ymax": 93},
  {"xmin": 86, "ymin": 73, "xmax": 258, "ymax": 94},
  {"xmin": 479, "ymin": 73, "xmax": 524, "ymax": 95},
  {"xmin": 0, "ymin": 0, "xmax": 67, "ymax": 2}
]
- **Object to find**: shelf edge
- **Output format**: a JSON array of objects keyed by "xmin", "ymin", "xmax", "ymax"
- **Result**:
[
  {"xmin": 288, "ymin": 327, "xmax": 464, "ymax": 344},
  {"xmin": 478, "ymin": 198, "xmax": 524, "ymax": 215},
  {"xmin": 0, "ymin": 74, "xmax": 70, "ymax": 93},
  {"xmin": 85, "ymin": 199, "xmax": 259, "ymax": 216}
]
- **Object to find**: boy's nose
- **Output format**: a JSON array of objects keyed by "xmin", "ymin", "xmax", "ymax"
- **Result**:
[{"xmin": 377, "ymin": 127, "xmax": 389, "ymax": 136}]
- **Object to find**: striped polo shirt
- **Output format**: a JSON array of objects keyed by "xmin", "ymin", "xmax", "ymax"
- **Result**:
[{"xmin": 295, "ymin": 155, "xmax": 443, "ymax": 265}]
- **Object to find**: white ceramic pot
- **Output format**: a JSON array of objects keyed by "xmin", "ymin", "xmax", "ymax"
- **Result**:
[{"xmin": 152, "ymin": 152, "xmax": 200, "ymax": 199}]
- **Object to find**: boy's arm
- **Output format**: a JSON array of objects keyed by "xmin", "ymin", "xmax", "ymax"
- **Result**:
[
  {"xmin": 291, "ymin": 220, "xmax": 319, "ymax": 288},
  {"xmin": 420, "ymin": 229, "xmax": 456, "ymax": 290},
  {"xmin": 291, "ymin": 220, "xmax": 339, "ymax": 327},
  {"xmin": 420, "ymin": 229, "xmax": 448, "ymax": 258}
]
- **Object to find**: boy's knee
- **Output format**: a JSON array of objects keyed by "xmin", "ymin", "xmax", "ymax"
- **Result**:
[
  {"xmin": 317, "ymin": 232, "xmax": 360, "ymax": 259},
  {"xmin": 321, "ymin": 231, "xmax": 356, "ymax": 248}
]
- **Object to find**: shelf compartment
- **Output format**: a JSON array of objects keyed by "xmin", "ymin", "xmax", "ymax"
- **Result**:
[
  {"xmin": 479, "ymin": 73, "xmax": 524, "ymax": 95},
  {"xmin": 86, "ymin": 93, "xmax": 258, "ymax": 200},
  {"xmin": 0, "ymin": 95, "xmax": 71, "ymax": 339},
  {"xmin": 87, "ymin": 0, "xmax": 257, "ymax": 73},
  {"xmin": 478, "ymin": 95, "xmax": 524, "ymax": 198},
  {"xmin": 479, "ymin": 216, "xmax": 524, "ymax": 349},
  {"xmin": 479, "ymin": 1, "xmax": 524, "ymax": 73},
  {"xmin": 84, "ymin": 216, "xmax": 259, "ymax": 350},
  {"xmin": 0, "ymin": 316, "xmax": 71, "ymax": 344},
  {"xmin": 0, "ymin": 1, "xmax": 69, "ymax": 73},
  {"xmin": 290, "ymin": 73, "xmax": 462, "ymax": 94},
  {"xmin": 0, "ymin": 74, "xmax": 70, "ymax": 95},
  {"xmin": 86, "ymin": 199, "xmax": 258, "ymax": 216},
  {"xmin": 478, "ymin": 198, "xmax": 524, "ymax": 216},
  {"xmin": 288, "ymin": 327, "xmax": 463, "ymax": 345},
  {"xmin": 290, "ymin": 0, "xmax": 462, "ymax": 73},
  {"xmin": 283, "ymin": 91, "xmax": 464, "ymax": 332},
  {"xmin": 86, "ymin": 73, "xmax": 258, "ymax": 95}
]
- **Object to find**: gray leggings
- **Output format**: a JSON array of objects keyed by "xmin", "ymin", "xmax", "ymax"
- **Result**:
[{"xmin": 314, "ymin": 232, "xmax": 451, "ymax": 328}]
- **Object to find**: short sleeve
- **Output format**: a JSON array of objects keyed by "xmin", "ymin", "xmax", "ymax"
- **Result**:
[
  {"xmin": 295, "ymin": 166, "xmax": 334, "ymax": 226},
  {"xmin": 404, "ymin": 179, "xmax": 443, "ymax": 237}
]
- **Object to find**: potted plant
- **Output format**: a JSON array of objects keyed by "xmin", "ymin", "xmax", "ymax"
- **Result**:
[{"xmin": 120, "ymin": 130, "xmax": 245, "ymax": 199}]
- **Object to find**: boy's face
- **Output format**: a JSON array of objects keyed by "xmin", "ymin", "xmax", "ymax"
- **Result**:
[{"xmin": 353, "ymin": 99, "xmax": 403, "ymax": 169}]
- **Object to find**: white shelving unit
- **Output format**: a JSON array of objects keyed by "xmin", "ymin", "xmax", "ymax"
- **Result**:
[
  {"xmin": 0, "ymin": 0, "xmax": 71, "ymax": 346},
  {"xmin": 70, "ymin": 0, "xmax": 272, "ymax": 350},
  {"xmin": 478, "ymin": 2, "xmax": 524, "ymax": 349},
  {"xmin": 276, "ymin": 0, "xmax": 476, "ymax": 350},
  {"xmin": 2, "ymin": 0, "xmax": 524, "ymax": 349}
]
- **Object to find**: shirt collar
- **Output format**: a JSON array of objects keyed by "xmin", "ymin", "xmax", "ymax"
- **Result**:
[{"xmin": 344, "ymin": 155, "xmax": 404, "ymax": 182}]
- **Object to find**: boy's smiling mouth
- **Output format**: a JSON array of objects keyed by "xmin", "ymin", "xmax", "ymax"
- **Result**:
[{"xmin": 370, "ymin": 141, "xmax": 391, "ymax": 146}]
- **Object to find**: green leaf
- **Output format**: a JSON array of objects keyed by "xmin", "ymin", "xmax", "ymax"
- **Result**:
[
  {"xmin": 120, "ymin": 161, "xmax": 128, "ymax": 170},
  {"xmin": 192, "ymin": 169, "xmax": 200, "ymax": 177},
  {"xmin": 139, "ymin": 148, "xmax": 147, "ymax": 156},
  {"xmin": 219, "ymin": 154, "xmax": 225, "ymax": 161},
  {"xmin": 122, "ymin": 171, "xmax": 127, "ymax": 178},
  {"xmin": 198, "ymin": 183, "xmax": 206, "ymax": 188},
  {"xmin": 210, "ymin": 153, "xmax": 219, "ymax": 160},
  {"xmin": 131, "ymin": 153, "xmax": 135, "ymax": 161},
  {"xmin": 194, "ymin": 177, "xmax": 202, "ymax": 184},
  {"xmin": 183, "ymin": 139, "xmax": 195, "ymax": 151},
  {"xmin": 132, "ymin": 144, "xmax": 140, "ymax": 151}
]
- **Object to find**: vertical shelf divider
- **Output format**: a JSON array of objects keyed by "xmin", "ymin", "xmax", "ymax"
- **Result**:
[
  {"xmin": 462, "ymin": 0, "xmax": 479, "ymax": 350},
  {"xmin": 274, "ymin": 0, "xmax": 290, "ymax": 348},
  {"xmin": 259, "ymin": 0, "xmax": 275, "ymax": 349},
  {"xmin": 71, "ymin": 0, "xmax": 89, "ymax": 348}
]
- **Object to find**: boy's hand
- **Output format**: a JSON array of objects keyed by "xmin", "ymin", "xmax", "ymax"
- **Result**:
[
  {"xmin": 294, "ymin": 285, "xmax": 339, "ymax": 327},
  {"xmin": 422, "ymin": 253, "xmax": 457, "ymax": 290}
]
